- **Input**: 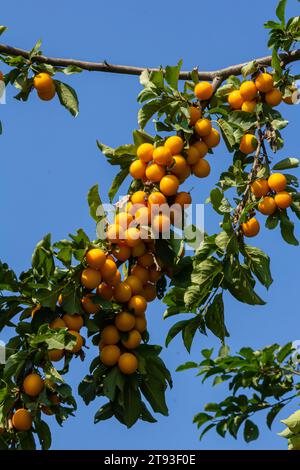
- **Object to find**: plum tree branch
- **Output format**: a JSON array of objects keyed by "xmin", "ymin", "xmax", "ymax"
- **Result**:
[{"xmin": 0, "ymin": 43, "xmax": 299, "ymax": 80}]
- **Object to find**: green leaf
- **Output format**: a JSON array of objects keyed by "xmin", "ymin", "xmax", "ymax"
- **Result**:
[
  {"xmin": 78, "ymin": 375, "xmax": 97, "ymax": 405},
  {"xmin": 94, "ymin": 402, "xmax": 114, "ymax": 423},
  {"xmin": 165, "ymin": 60, "xmax": 182, "ymax": 90},
  {"xmin": 267, "ymin": 403, "xmax": 285, "ymax": 430},
  {"xmin": 138, "ymin": 99, "xmax": 164, "ymax": 129},
  {"xmin": 132, "ymin": 129, "xmax": 154, "ymax": 147},
  {"xmin": 210, "ymin": 188, "xmax": 223, "ymax": 214},
  {"xmin": 140, "ymin": 374, "xmax": 168, "ymax": 416},
  {"xmin": 276, "ymin": 0, "xmax": 287, "ymax": 25},
  {"xmin": 103, "ymin": 367, "xmax": 125, "ymax": 401},
  {"xmin": 109, "ymin": 167, "xmax": 129, "ymax": 202},
  {"xmin": 123, "ymin": 381, "xmax": 142, "ymax": 428},
  {"xmin": 35, "ymin": 420, "xmax": 52, "ymax": 450},
  {"xmin": 171, "ymin": 257, "xmax": 193, "ymax": 288},
  {"xmin": 193, "ymin": 412, "xmax": 213, "ymax": 429},
  {"xmin": 273, "ymin": 158, "xmax": 299, "ymax": 170},
  {"xmin": 165, "ymin": 320, "xmax": 189, "ymax": 347},
  {"xmin": 279, "ymin": 212, "xmax": 299, "ymax": 246},
  {"xmin": 176, "ymin": 361, "xmax": 198, "ymax": 372},
  {"xmin": 87, "ymin": 184, "xmax": 104, "ymax": 222},
  {"xmin": 265, "ymin": 213, "xmax": 279, "ymax": 230},
  {"xmin": 140, "ymin": 402, "xmax": 157, "ymax": 423},
  {"xmin": 199, "ymin": 423, "xmax": 216, "ymax": 440},
  {"xmin": 0, "ymin": 26, "xmax": 7, "ymax": 36},
  {"xmin": 227, "ymin": 111, "xmax": 256, "ymax": 132},
  {"xmin": 291, "ymin": 201, "xmax": 300, "ymax": 220},
  {"xmin": 19, "ymin": 431, "xmax": 36, "ymax": 450},
  {"xmin": 243, "ymin": 419, "xmax": 259, "ymax": 443},
  {"xmin": 31, "ymin": 234, "xmax": 54, "ymax": 279},
  {"xmin": 182, "ymin": 316, "xmax": 203, "ymax": 353},
  {"xmin": 244, "ymin": 245, "xmax": 273, "ymax": 289},
  {"xmin": 155, "ymin": 239, "xmax": 178, "ymax": 268},
  {"xmin": 3, "ymin": 351, "xmax": 28, "ymax": 379},
  {"xmin": 225, "ymin": 261, "xmax": 265, "ymax": 305},
  {"xmin": 185, "ymin": 257, "xmax": 223, "ymax": 309},
  {"xmin": 55, "ymin": 80, "xmax": 79, "ymax": 117},
  {"xmin": 29, "ymin": 39, "xmax": 42, "ymax": 59},
  {"xmin": 241, "ymin": 61, "xmax": 258, "ymax": 78},
  {"xmin": 0, "ymin": 261, "xmax": 18, "ymax": 291},
  {"xmin": 218, "ymin": 119, "xmax": 236, "ymax": 150},
  {"xmin": 205, "ymin": 294, "xmax": 229, "ymax": 341},
  {"xmin": 62, "ymin": 66, "xmax": 83, "ymax": 75},
  {"xmin": 271, "ymin": 119, "xmax": 288, "ymax": 131},
  {"xmin": 215, "ymin": 231, "xmax": 238, "ymax": 254},
  {"xmin": 272, "ymin": 48, "xmax": 282, "ymax": 78}
]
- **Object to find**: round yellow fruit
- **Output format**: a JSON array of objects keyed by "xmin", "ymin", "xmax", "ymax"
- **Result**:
[
  {"xmin": 268, "ymin": 173, "xmax": 287, "ymax": 192},
  {"xmin": 81, "ymin": 268, "xmax": 102, "ymax": 290},
  {"xmin": 23, "ymin": 373, "xmax": 44, "ymax": 397},
  {"xmin": 228, "ymin": 90, "xmax": 244, "ymax": 109},
  {"xmin": 114, "ymin": 282, "xmax": 132, "ymax": 303},
  {"xmin": 12, "ymin": 409, "xmax": 32, "ymax": 431},
  {"xmin": 194, "ymin": 118, "xmax": 212, "ymax": 137},
  {"xmin": 192, "ymin": 159, "xmax": 211, "ymax": 178},
  {"xmin": 118, "ymin": 353, "xmax": 138, "ymax": 375},
  {"xmin": 128, "ymin": 295, "xmax": 147, "ymax": 316},
  {"xmin": 251, "ymin": 179, "xmax": 270, "ymax": 198},
  {"xmin": 137, "ymin": 143, "xmax": 154, "ymax": 163},
  {"xmin": 242, "ymin": 217, "xmax": 260, "ymax": 237},
  {"xmin": 48, "ymin": 349, "xmax": 64, "ymax": 362},
  {"xmin": 203, "ymin": 128, "xmax": 220, "ymax": 148},
  {"xmin": 69, "ymin": 330, "xmax": 84, "ymax": 354},
  {"xmin": 255, "ymin": 73, "xmax": 274, "ymax": 93},
  {"xmin": 189, "ymin": 106, "xmax": 201, "ymax": 125},
  {"xmin": 265, "ymin": 88, "xmax": 282, "ymax": 107},
  {"xmin": 164, "ymin": 136, "xmax": 184, "ymax": 155},
  {"xmin": 121, "ymin": 330, "xmax": 142, "ymax": 349},
  {"xmin": 129, "ymin": 159, "xmax": 146, "ymax": 179},
  {"xmin": 101, "ymin": 345, "xmax": 121, "ymax": 366},
  {"xmin": 240, "ymin": 81, "xmax": 257, "ymax": 101},
  {"xmin": 274, "ymin": 191, "xmax": 292, "ymax": 209},
  {"xmin": 145, "ymin": 163, "xmax": 166, "ymax": 182},
  {"xmin": 194, "ymin": 81, "xmax": 213, "ymax": 101},
  {"xmin": 242, "ymin": 100, "xmax": 257, "ymax": 113},
  {"xmin": 62, "ymin": 314, "xmax": 84, "ymax": 331},
  {"xmin": 86, "ymin": 248, "xmax": 106, "ymax": 270},
  {"xmin": 153, "ymin": 146, "xmax": 173, "ymax": 166},
  {"xmin": 101, "ymin": 325, "xmax": 121, "ymax": 345},
  {"xmin": 159, "ymin": 175, "xmax": 179, "ymax": 196},
  {"xmin": 258, "ymin": 197, "xmax": 277, "ymax": 215},
  {"xmin": 115, "ymin": 311, "xmax": 136, "ymax": 332},
  {"xmin": 239, "ymin": 134, "xmax": 258, "ymax": 154}
]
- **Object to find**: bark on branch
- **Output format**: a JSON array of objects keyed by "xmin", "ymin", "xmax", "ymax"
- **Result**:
[{"xmin": 0, "ymin": 43, "xmax": 299, "ymax": 80}]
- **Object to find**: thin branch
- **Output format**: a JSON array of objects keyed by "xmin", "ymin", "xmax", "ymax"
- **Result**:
[
  {"xmin": 0, "ymin": 43, "xmax": 299, "ymax": 80},
  {"xmin": 233, "ymin": 125, "xmax": 265, "ymax": 227}
]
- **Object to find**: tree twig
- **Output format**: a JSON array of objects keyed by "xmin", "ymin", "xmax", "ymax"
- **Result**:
[
  {"xmin": 233, "ymin": 125, "xmax": 264, "ymax": 226},
  {"xmin": 0, "ymin": 43, "xmax": 299, "ymax": 80}
]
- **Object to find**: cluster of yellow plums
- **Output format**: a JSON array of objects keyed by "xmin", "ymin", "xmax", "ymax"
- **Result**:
[
  {"xmin": 228, "ymin": 72, "xmax": 284, "ymax": 112},
  {"xmin": 31, "ymin": 302, "xmax": 84, "ymax": 362},
  {"xmin": 4, "ymin": 374, "xmax": 60, "ymax": 433},
  {"xmin": 242, "ymin": 172, "xmax": 292, "ymax": 237},
  {"xmin": 80, "ymin": 246, "xmax": 167, "ymax": 375}
]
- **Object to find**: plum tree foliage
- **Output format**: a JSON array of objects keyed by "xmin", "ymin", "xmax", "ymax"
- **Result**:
[{"xmin": 0, "ymin": 0, "xmax": 300, "ymax": 450}]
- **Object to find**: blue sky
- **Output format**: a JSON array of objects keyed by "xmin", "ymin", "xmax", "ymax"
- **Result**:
[{"xmin": 1, "ymin": 0, "xmax": 300, "ymax": 450}]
